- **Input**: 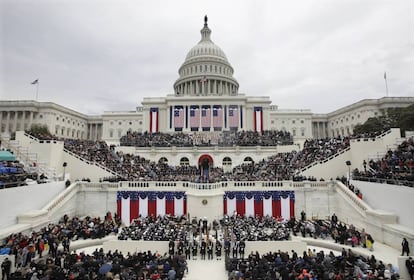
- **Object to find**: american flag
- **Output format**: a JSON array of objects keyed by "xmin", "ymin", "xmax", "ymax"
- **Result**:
[
  {"xmin": 189, "ymin": 106, "xmax": 200, "ymax": 128},
  {"xmin": 213, "ymin": 105, "xmax": 223, "ymax": 128},
  {"xmin": 229, "ymin": 106, "xmax": 239, "ymax": 128},
  {"xmin": 201, "ymin": 106, "xmax": 211, "ymax": 128},
  {"xmin": 174, "ymin": 106, "xmax": 184, "ymax": 128}
]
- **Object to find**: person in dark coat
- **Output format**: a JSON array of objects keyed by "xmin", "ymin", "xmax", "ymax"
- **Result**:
[
  {"xmin": 406, "ymin": 257, "xmax": 414, "ymax": 280},
  {"xmin": 1, "ymin": 258, "xmax": 11, "ymax": 280},
  {"xmin": 200, "ymin": 239, "xmax": 207, "ymax": 260},
  {"xmin": 402, "ymin": 238, "xmax": 410, "ymax": 256}
]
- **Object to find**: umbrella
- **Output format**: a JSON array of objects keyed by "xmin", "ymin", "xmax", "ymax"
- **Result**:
[{"xmin": 99, "ymin": 263, "xmax": 112, "ymax": 275}]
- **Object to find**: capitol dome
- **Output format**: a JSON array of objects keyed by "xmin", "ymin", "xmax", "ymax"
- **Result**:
[{"xmin": 174, "ymin": 16, "xmax": 239, "ymax": 96}]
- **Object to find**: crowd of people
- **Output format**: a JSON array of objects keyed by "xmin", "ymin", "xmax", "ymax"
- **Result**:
[
  {"xmin": 226, "ymin": 249, "xmax": 398, "ymax": 280},
  {"xmin": 221, "ymin": 215, "xmax": 291, "ymax": 242},
  {"xmin": 120, "ymin": 130, "xmax": 293, "ymax": 148},
  {"xmin": 0, "ymin": 213, "xmax": 120, "ymax": 274},
  {"xmin": 352, "ymin": 137, "xmax": 414, "ymax": 187},
  {"xmin": 63, "ymin": 135, "xmax": 352, "ymax": 183},
  {"xmin": 117, "ymin": 215, "xmax": 190, "ymax": 242},
  {"xmin": 1, "ymin": 211, "xmax": 402, "ymax": 280}
]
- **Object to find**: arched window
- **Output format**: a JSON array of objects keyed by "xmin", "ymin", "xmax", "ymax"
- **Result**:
[
  {"xmin": 243, "ymin": 157, "xmax": 254, "ymax": 163},
  {"xmin": 159, "ymin": 157, "xmax": 168, "ymax": 164},
  {"xmin": 180, "ymin": 157, "xmax": 190, "ymax": 166},
  {"xmin": 222, "ymin": 157, "xmax": 232, "ymax": 166}
]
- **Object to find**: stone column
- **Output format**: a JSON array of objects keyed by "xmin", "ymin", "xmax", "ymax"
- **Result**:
[
  {"xmin": 5, "ymin": 112, "xmax": 10, "ymax": 133},
  {"xmin": 13, "ymin": 111, "xmax": 18, "ymax": 132},
  {"xmin": 29, "ymin": 111, "xmax": 33, "ymax": 130}
]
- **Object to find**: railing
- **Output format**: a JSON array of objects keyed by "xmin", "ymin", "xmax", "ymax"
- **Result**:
[
  {"xmin": 334, "ymin": 181, "xmax": 371, "ymax": 214},
  {"xmin": 0, "ymin": 134, "xmax": 57, "ymax": 179},
  {"xmin": 353, "ymin": 176, "xmax": 414, "ymax": 188},
  {"xmin": 23, "ymin": 132, "xmax": 61, "ymax": 144},
  {"xmin": 118, "ymin": 180, "xmax": 330, "ymax": 190},
  {"xmin": 350, "ymin": 129, "xmax": 392, "ymax": 144},
  {"xmin": 63, "ymin": 148, "xmax": 119, "ymax": 177},
  {"xmin": 300, "ymin": 146, "xmax": 351, "ymax": 172},
  {"xmin": 42, "ymin": 182, "xmax": 79, "ymax": 213}
]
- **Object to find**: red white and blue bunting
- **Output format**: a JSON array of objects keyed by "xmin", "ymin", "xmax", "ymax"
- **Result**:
[
  {"xmin": 117, "ymin": 191, "xmax": 187, "ymax": 225},
  {"xmin": 223, "ymin": 191, "xmax": 295, "ymax": 221}
]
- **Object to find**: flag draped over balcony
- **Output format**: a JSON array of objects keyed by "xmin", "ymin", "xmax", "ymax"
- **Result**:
[
  {"xmin": 223, "ymin": 191, "xmax": 295, "ymax": 221},
  {"xmin": 149, "ymin": 108, "xmax": 158, "ymax": 133},
  {"xmin": 254, "ymin": 106, "xmax": 263, "ymax": 133},
  {"xmin": 117, "ymin": 191, "xmax": 187, "ymax": 225},
  {"xmin": 212, "ymin": 105, "xmax": 223, "ymax": 128},
  {"xmin": 189, "ymin": 106, "xmax": 200, "ymax": 129},
  {"xmin": 174, "ymin": 106, "xmax": 184, "ymax": 129},
  {"xmin": 228, "ymin": 105, "xmax": 239, "ymax": 128}
]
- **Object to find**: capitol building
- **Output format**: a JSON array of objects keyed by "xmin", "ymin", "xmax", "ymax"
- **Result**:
[{"xmin": 1, "ymin": 17, "xmax": 414, "ymax": 279}]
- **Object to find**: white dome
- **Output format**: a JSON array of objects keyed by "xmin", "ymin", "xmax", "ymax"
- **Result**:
[
  {"xmin": 185, "ymin": 38, "xmax": 229, "ymax": 63},
  {"xmin": 173, "ymin": 16, "xmax": 239, "ymax": 96}
]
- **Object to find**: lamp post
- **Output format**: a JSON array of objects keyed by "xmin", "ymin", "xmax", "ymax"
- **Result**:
[
  {"xmin": 346, "ymin": 160, "xmax": 351, "ymax": 185},
  {"xmin": 62, "ymin": 162, "xmax": 67, "ymax": 181}
]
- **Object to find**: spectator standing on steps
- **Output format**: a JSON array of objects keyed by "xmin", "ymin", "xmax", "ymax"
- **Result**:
[
  {"xmin": 402, "ymin": 238, "xmax": 410, "ymax": 256},
  {"xmin": 1, "ymin": 257, "xmax": 11, "ymax": 280}
]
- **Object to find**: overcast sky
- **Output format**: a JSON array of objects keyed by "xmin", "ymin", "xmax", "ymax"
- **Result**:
[{"xmin": 1, "ymin": 0, "xmax": 413, "ymax": 115}]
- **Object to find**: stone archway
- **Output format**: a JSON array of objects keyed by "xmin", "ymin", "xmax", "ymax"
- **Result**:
[{"xmin": 198, "ymin": 154, "xmax": 213, "ymax": 183}]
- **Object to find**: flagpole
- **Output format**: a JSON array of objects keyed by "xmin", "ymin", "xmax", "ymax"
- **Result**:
[
  {"xmin": 384, "ymin": 72, "xmax": 389, "ymax": 97},
  {"xmin": 36, "ymin": 81, "xmax": 39, "ymax": 101}
]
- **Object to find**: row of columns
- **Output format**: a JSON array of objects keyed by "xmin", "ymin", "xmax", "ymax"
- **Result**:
[
  {"xmin": 312, "ymin": 121, "xmax": 328, "ymax": 139},
  {"xmin": 171, "ymin": 105, "xmax": 243, "ymax": 131},
  {"xmin": 87, "ymin": 123, "xmax": 102, "ymax": 140},
  {"xmin": 176, "ymin": 79, "xmax": 237, "ymax": 95},
  {"xmin": 0, "ymin": 111, "xmax": 34, "ymax": 134}
]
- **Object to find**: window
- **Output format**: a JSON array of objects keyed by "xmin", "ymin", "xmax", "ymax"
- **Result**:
[
  {"xmin": 180, "ymin": 157, "xmax": 190, "ymax": 166},
  {"xmin": 139, "ymin": 121, "xmax": 142, "ymax": 125},
  {"xmin": 222, "ymin": 157, "xmax": 232, "ymax": 166},
  {"xmin": 159, "ymin": 157, "xmax": 168, "ymax": 164},
  {"xmin": 292, "ymin": 120, "xmax": 295, "ymax": 124},
  {"xmin": 243, "ymin": 157, "xmax": 253, "ymax": 163},
  {"xmin": 301, "ymin": 120, "xmax": 304, "ymax": 124}
]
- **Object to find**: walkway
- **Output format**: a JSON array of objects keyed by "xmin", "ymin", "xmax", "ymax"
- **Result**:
[{"xmin": 186, "ymin": 258, "xmax": 227, "ymax": 280}]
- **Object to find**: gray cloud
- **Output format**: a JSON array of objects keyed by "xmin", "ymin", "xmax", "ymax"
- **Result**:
[{"xmin": 1, "ymin": 0, "xmax": 413, "ymax": 115}]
